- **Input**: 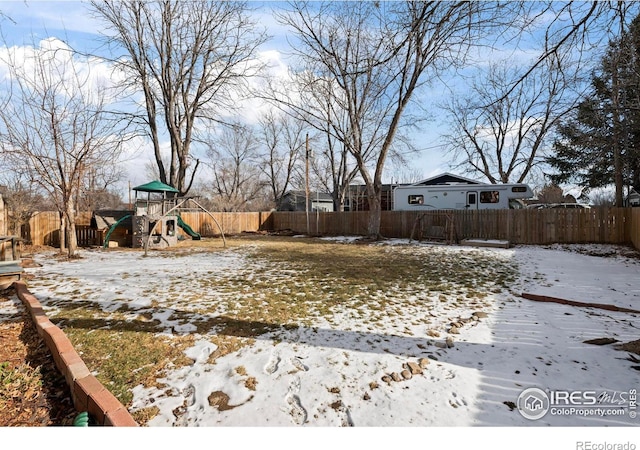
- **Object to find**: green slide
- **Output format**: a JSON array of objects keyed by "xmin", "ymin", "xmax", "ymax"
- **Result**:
[
  {"xmin": 103, "ymin": 214, "xmax": 131, "ymax": 249},
  {"xmin": 177, "ymin": 215, "xmax": 201, "ymax": 240}
]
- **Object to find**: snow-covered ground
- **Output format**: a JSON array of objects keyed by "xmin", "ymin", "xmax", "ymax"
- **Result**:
[{"xmin": 3, "ymin": 238, "xmax": 639, "ymax": 448}]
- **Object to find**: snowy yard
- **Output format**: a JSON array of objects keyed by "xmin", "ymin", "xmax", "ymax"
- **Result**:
[{"xmin": 11, "ymin": 236, "xmax": 640, "ymax": 433}]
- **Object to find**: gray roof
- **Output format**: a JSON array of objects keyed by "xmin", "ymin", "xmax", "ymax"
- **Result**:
[{"xmin": 412, "ymin": 172, "xmax": 481, "ymax": 186}]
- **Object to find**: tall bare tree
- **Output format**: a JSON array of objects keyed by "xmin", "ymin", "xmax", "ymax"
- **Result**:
[
  {"xmin": 91, "ymin": 0, "xmax": 268, "ymax": 195},
  {"xmin": 277, "ymin": 1, "xmax": 514, "ymax": 237},
  {"xmin": 0, "ymin": 39, "xmax": 123, "ymax": 256},
  {"xmin": 443, "ymin": 56, "xmax": 579, "ymax": 184},
  {"xmin": 261, "ymin": 68, "xmax": 365, "ymax": 212},
  {"xmin": 205, "ymin": 124, "xmax": 268, "ymax": 212},
  {"xmin": 256, "ymin": 111, "xmax": 306, "ymax": 208}
]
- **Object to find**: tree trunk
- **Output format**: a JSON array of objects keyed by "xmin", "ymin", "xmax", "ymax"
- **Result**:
[
  {"xmin": 611, "ymin": 46, "xmax": 625, "ymax": 207},
  {"xmin": 365, "ymin": 184, "xmax": 382, "ymax": 239},
  {"xmin": 65, "ymin": 203, "xmax": 78, "ymax": 258},
  {"xmin": 59, "ymin": 213, "xmax": 66, "ymax": 255},
  {"xmin": 67, "ymin": 220, "xmax": 78, "ymax": 258}
]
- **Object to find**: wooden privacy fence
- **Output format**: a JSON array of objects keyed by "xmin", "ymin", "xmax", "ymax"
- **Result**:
[
  {"xmin": 25, "ymin": 211, "xmax": 274, "ymax": 246},
  {"xmin": 22, "ymin": 207, "xmax": 640, "ymax": 249},
  {"xmin": 178, "ymin": 211, "xmax": 273, "ymax": 237},
  {"xmin": 631, "ymin": 208, "xmax": 640, "ymax": 249},
  {"xmin": 271, "ymin": 208, "xmax": 638, "ymax": 246},
  {"xmin": 25, "ymin": 211, "xmax": 93, "ymax": 247}
]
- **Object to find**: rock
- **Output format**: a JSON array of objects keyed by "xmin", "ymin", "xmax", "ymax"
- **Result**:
[
  {"xmin": 446, "ymin": 336, "xmax": 455, "ymax": 348},
  {"xmin": 435, "ymin": 341, "xmax": 447, "ymax": 348},
  {"xmin": 391, "ymin": 372, "xmax": 403, "ymax": 382},
  {"xmin": 381, "ymin": 375, "xmax": 392, "ymax": 384},
  {"xmin": 418, "ymin": 357, "xmax": 430, "ymax": 368},
  {"xmin": 406, "ymin": 362, "xmax": 423, "ymax": 375},
  {"xmin": 449, "ymin": 326, "xmax": 460, "ymax": 334},
  {"xmin": 427, "ymin": 329, "xmax": 440, "ymax": 337},
  {"xmin": 363, "ymin": 392, "xmax": 371, "ymax": 401},
  {"xmin": 503, "ymin": 401, "xmax": 516, "ymax": 411},
  {"xmin": 474, "ymin": 311, "xmax": 489, "ymax": 318},
  {"xmin": 401, "ymin": 369, "xmax": 412, "ymax": 380}
]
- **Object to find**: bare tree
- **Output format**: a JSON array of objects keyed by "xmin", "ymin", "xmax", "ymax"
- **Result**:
[
  {"xmin": 277, "ymin": 1, "xmax": 513, "ymax": 238},
  {"xmin": 91, "ymin": 0, "xmax": 269, "ymax": 195},
  {"xmin": 443, "ymin": 55, "xmax": 579, "ymax": 184},
  {"xmin": 205, "ymin": 124, "xmax": 268, "ymax": 212},
  {"xmin": 0, "ymin": 39, "xmax": 123, "ymax": 256},
  {"xmin": 256, "ymin": 111, "xmax": 305, "ymax": 208},
  {"xmin": 500, "ymin": 2, "xmax": 640, "ymax": 100},
  {"xmin": 0, "ymin": 171, "xmax": 53, "ymax": 238}
]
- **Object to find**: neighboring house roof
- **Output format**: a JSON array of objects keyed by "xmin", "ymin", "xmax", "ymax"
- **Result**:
[
  {"xmin": 411, "ymin": 172, "xmax": 481, "ymax": 186},
  {"xmin": 133, "ymin": 180, "xmax": 179, "ymax": 193}
]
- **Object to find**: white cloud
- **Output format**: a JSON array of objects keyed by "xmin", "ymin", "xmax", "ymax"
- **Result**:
[{"xmin": 0, "ymin": 37, "xmax": 125, "ymax": 106}]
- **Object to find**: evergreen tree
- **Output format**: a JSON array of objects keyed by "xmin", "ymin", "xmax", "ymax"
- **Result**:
[{"xmin": 548, "ymin": 14, "xmax": 640, "ymax": 205}]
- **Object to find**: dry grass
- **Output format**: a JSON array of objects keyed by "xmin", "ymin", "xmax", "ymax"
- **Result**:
[{"xmin": 23, "ymin": 234, "xmax": 518, "ymax": 425}]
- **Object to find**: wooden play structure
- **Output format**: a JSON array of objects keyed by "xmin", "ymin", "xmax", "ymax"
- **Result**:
[{"xmin": 95, "ymin": 181, "xmax": 225, "ymax": 253}]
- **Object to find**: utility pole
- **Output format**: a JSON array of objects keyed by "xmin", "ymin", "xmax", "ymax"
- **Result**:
[{"xmin": 305, "ymin": 133, "xmax": 310, "ymax": 235}]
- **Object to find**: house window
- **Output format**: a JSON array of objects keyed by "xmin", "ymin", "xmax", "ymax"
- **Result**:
[
  {"xmin": 408, "ymin": 194, "xmax": 424, "ymax": 205},
  {"xmin": 480, "ymin": 191, "xmax": 499, "ymax": 203}
]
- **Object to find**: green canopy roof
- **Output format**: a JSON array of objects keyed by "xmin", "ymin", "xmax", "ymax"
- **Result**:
[{"xmin": 133, "ymin": 180, "xmax": 179, "ymax": 193}]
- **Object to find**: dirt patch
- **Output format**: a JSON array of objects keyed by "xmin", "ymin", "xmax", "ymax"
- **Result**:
[
  {"xmin": 583, "ymin": 337, "xmax": 619, "ymax": 345},
  {"xmin": 521, "ymin": 293, "xmax": 640, "ymax": 314},
  {"xmin": 616, "ymin": 339, "xmax": 640, "ymax": 356}
]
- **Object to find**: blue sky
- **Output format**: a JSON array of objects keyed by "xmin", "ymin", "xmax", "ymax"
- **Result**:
[
  {"xmin": 0, "ymin": 0, "xmax": 455, "ymax": 192},
  {"xmin": 0, "ymin": 1, "xmax": 103, "ymax": 49},
  {"xmin": 0, "ymin": 1, "xmax": 596, "ymax": 190}
]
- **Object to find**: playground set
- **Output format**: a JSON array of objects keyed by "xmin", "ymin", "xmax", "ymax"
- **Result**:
[{"xmin": 94, "ymin": 181, "xmax": 224, "ymax": 252}]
